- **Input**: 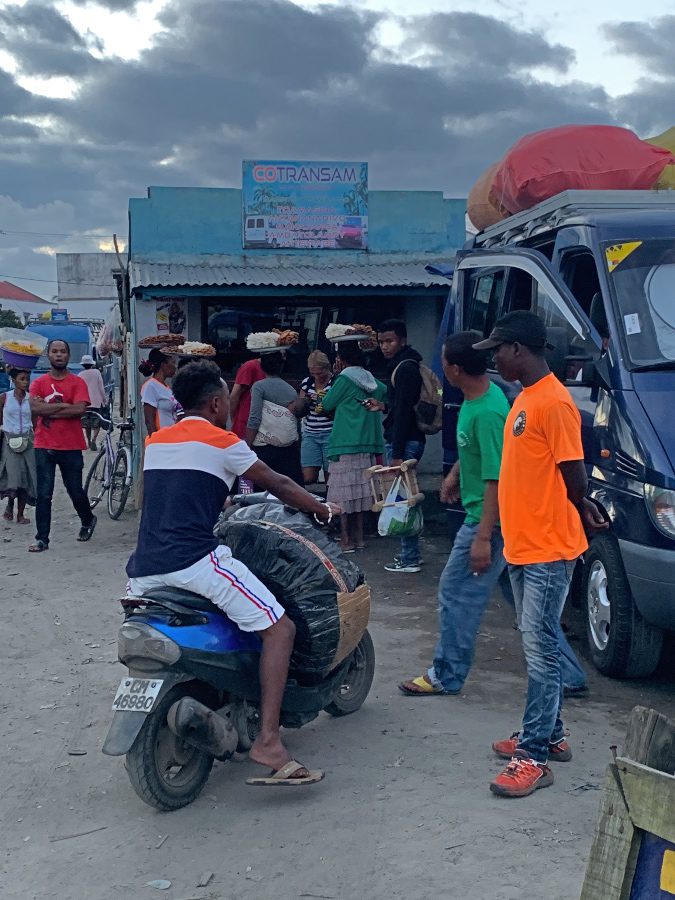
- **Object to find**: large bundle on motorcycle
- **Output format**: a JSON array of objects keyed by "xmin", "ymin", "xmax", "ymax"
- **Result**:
[
  {"xmin": 216, "ymin": 503, "xmax": 370, "ymax": 677},
  {"xmin": 490, "ymin": 125, "xmax": 675, "ymax": 215},
  {"xmin": 646, "ymin": 127, "xmax": 675, "ymax": 189}
]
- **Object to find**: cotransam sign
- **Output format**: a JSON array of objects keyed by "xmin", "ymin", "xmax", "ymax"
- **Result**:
[{"xmin": 252, "ymin": 164, "xmax": 360, "ymax": 184}]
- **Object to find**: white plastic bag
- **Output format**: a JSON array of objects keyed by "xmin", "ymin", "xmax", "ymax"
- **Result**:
[{"xmin": 377, "ymin": 476, "xmax": 424, "ymax": 537}]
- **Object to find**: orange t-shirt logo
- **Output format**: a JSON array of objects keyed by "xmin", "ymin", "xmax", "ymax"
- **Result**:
[{"xmin": 512, "ymin": 410, "xmax": 527, "ymax": 436}]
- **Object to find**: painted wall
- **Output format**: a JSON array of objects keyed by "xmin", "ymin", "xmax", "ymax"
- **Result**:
[{"xmin": 129, "ymin": 187, "xmax": 466, "ymax": 258}]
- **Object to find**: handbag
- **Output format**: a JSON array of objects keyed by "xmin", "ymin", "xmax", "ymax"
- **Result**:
[{"xmin": 8, "ymin": 435, "xmax": 29, "ymax": 453}]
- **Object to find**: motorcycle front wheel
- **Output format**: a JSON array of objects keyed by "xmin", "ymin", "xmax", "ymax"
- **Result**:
[
  {"xmin": 324, "ymin": 630, "xmax": 375, "ymax": 717},
  {"xmin": 125, "ymin": 686, "xmax": 214, "ymax": 811}
]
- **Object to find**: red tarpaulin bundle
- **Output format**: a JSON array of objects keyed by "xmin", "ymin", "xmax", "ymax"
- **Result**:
[{"xmin": 490, "ymin": 125, "xmax": 675, "ymax": 215}]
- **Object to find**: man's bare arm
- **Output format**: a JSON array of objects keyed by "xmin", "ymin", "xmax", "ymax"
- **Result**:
[{"xmin": 243, "ymin": 460, "xmax": 337, "ymax": 521}]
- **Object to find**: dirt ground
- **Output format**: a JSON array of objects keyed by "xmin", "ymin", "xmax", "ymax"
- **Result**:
[{"xmin": 1, "ymin": 473, "xmax": 674, "ymax": 900}]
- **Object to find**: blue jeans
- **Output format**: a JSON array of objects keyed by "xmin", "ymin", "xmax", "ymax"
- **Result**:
[
  {"xmin": 385, "ymin": 440, "xmax": 424, "ymax": 565},
  {"xmin": 509, "ymin": 560, "xmax": 577, "ymax": 763},
  {"xmin": 428, "ymin": 523, "xmax": 506, "ymax": 692},
  {"xmin": 499, "ymin": 570, "xmax": 587, "ymax": 690}
]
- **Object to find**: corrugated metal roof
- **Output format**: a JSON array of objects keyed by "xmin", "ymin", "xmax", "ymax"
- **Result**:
[{"xmin": 129, "ymin": 255, "xmax": 453, "ymax": 290}]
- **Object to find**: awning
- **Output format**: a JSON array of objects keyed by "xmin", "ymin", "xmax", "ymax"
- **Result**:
[{"xmin": 129, "ymin": 255, "xmax": 454, "ymax": 291}]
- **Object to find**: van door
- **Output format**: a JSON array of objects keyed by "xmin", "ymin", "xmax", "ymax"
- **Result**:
[
  {"xmin": 454, "ymin": 247, "xmax": 603, "ymax": 456},
  {"xmin": 455, "ymin": 248, "xmax": 602, "ymax": 377}
]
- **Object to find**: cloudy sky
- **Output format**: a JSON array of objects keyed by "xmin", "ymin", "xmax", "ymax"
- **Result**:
[{"xmin": 0, "ymin": 0, "xmax": 673, "ymax": 298}]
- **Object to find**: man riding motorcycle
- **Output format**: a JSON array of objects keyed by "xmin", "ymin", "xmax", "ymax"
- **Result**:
[{"xmin": 126, "ymin": 360, "xmax": 339, "ymax": 786}]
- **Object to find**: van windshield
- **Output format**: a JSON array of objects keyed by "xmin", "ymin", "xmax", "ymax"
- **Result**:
[{"xmin": 605, "ymin": 238, "xmax": 675, "ymax": 370}]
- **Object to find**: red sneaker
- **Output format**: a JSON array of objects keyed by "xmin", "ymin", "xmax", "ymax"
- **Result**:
[
  {"xmin": 492, "ymin": 732, "xmax": 572, "ymax": 762},
  {"xmin": 490, "ymin": 752, "xmax": 554, "ymax": 798}
]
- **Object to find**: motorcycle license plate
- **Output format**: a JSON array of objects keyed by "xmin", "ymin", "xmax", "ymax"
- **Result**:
[{"xmin": 112, "ymin": 677, "xmax": 163, "ymax": 713}]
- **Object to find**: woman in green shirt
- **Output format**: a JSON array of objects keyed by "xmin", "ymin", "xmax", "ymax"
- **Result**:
[{"xmin": 321, "ymin": 343, "xmax": 387, "ymax": 552}]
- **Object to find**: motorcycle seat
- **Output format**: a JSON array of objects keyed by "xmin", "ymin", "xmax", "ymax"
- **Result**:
[{"xmin": 140, "ymin": 586, "xmax": 220, "ymax": 612}]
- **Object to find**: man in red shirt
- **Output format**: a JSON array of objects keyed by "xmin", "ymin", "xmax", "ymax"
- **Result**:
[
  {"xmin": 229, "ymin": 358, "xmax": 265, "ymax": 439},
  {"xmin": 28, "ymin": 340, "xmax": 97, "ymax": 551}
]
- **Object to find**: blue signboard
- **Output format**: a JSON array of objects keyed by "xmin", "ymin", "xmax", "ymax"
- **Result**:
[
  {"xmin": 50, "ymin": 308, "xmax": 68, "ymax": 321},
  {"xmin": 242, "ymin": 160, "xmax": 368, "ymax": 250}
]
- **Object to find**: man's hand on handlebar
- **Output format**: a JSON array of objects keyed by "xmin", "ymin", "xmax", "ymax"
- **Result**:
[{"xmin": 242, "ymin": 461, "xmax": 341, "ymax": 523}]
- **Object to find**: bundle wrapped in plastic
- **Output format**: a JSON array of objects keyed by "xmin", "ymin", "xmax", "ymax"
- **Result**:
[
  {"xmin": 216, "ymin": 502, "xmax": 370, "ymax": 676},
  {"xmin": 490, "ymin": 125, "xmax": 675, "ymax": 215}
]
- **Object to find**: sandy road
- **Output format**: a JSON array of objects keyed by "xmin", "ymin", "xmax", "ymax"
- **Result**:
[{"xmin": 1, "ymin": 475, "xmax": 673, "ymax": 900}]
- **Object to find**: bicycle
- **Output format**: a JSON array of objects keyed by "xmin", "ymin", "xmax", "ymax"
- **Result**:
[{"xmin": 84, "ymin": 413, "xmax": 134, "ymax": 520}]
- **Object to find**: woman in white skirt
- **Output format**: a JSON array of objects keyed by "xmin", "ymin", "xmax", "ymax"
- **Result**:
[{"xmin": 0, "ymin": 367, "xmax": 37, "ymax": 525}]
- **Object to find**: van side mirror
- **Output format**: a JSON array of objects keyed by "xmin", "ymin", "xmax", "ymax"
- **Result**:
[{"xmin": 594, "ymin": 353, "xmax": 611, "ymax": 391}]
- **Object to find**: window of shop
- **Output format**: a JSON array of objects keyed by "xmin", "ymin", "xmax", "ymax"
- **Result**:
[{"xmin": 203, "ymin": 295, "xmax": 405, "ymax": 380}]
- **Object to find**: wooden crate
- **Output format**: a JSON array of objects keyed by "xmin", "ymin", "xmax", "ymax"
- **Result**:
[
  {"xmin": 580, "ymin": 706, "xmax": 675, "ymax": 900},
  {"xmin": 364, "ymin": 458, "xmax": 425, "ymax": 512}
]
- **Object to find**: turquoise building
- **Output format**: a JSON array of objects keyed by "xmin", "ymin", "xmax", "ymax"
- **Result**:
[{"xmin": 126, "ymin": 184, "xmax": 466, "ymax": 470}]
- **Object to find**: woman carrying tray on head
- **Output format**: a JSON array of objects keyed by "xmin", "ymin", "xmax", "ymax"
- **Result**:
[
  {"xmin": 139, "ymin": 348, "xmax": 179, "ymax": 435},
  {"xmin": 0, "ymin": 367, "xmax": 38, "ymax": 525},
  {"xmin": 321, "ymin": 333, "xmax": 387, "ymax": 553},
  {"xmin": 245, "ymin": 332, "xmax": 304, "ymax": 487}
]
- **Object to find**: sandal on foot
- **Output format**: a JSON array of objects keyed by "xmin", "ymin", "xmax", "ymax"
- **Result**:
[
  {"xmin": 398, "ymin": 675, "xmax": 450, "ymax": 696},
  {"xmin": 3, "ymin": 510, "xmax": 13, "ymax": 522},
  {"xmin": 77, "ymin": 514, "xmax": 97, "ymax": 542},
  {"xmin": 246, "ymin": 759, "xmax": 325, "ymax": 787},
  {"xmin": 16, "ymin": 516, "xmax": 30, "ymax": 525},
  {"xmin": 28, "ymin": 540, "xmax": 48, "ymax": 552}
]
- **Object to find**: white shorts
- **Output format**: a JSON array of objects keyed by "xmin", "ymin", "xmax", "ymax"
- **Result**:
[{"xmin": 127, "ymin": 544, "xmax": 285, "ymax": 633}]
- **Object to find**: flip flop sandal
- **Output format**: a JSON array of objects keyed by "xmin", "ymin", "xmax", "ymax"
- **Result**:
[
  {"xmin": 398, "ymin": 676, "xmax": 448, "ymax": 696},
  {"xmin": 28, "ymin": 540, "xmax": 49, "ymax": 553},
  {"xmin": 77, "ymin": 514, "xmax": 97, "ymax": 542},
  {"xmin": 246, "ymin": 759, "xmax": 325, "ymax": 787}
]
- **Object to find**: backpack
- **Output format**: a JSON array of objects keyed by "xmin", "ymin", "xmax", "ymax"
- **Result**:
[{"xmin": 392, "ymin": 359, "xmax": 443, "ymax": 435}]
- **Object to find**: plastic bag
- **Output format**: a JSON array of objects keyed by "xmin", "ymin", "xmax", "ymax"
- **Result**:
[
  {"xmin": 377, "ymin": 476, "xmax": 424, "ymax": 537},
  {"xmin": 216, "ymin": 502, "xmax": 368, "ymax": 675},
  {"xmin": 491, "ymin": 125, "xmax": 675, "ymax": 214}
]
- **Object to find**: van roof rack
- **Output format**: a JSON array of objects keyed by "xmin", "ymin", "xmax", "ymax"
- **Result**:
[{"xmin": 475, "ymin": 189, "xmax": 675, "ymax": 248}]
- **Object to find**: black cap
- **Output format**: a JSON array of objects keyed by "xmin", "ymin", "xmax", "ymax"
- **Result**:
[{"xmin": 472, "ymin": 311, "xmax": 554, "ymax": 351}]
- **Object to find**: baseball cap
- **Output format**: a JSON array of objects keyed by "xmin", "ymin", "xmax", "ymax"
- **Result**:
[
  {"xmin": 81, "ymin": 354, "xmax": 95, "ymax": 365},
  {"xmin": 472, "ymin": 311, "xmax": 554, "ymax": 351}
]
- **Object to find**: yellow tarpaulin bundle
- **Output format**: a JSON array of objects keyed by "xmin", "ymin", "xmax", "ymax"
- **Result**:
[{"xmin": 646, "ymin": 127, "xmax": 675, "ymax": 188}]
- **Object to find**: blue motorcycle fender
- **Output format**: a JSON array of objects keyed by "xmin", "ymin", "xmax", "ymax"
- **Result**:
[{"xmin": 102, "ymin": 671, "xmax": 190, "ymax": 756}]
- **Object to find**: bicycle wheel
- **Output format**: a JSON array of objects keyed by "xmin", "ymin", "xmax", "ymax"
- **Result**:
[
  {"xmin": 84, "ymin": 448, "xmax": 107, "ymax": 509},
  {"xmin": 107, "ymin": 449, "xmax": 131, "ymax": 520}
]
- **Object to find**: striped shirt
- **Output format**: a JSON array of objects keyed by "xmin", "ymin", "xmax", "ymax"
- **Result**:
[
  {"xmin": 126, "ymin": 416, "xmax": 258, "ymax": 577},
  {"xmin": 301, "ymin": 376, "xmax": 334, "ymax": 434}
]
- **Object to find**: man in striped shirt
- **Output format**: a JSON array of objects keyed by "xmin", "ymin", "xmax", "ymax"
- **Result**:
[{"xmin": 127, "ymin": 360, "xmax": 338, "ymax": 785}]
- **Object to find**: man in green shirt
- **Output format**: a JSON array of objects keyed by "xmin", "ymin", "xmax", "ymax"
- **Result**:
[{"xmin": 399, "ymin": 332, "xmax": 510, "ymax": 695}]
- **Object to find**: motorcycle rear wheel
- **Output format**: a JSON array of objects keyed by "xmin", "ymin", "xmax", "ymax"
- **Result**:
[
  {"xmin": 324, "ymin": 630, "xmax": 375, "ymax": 717},
  {"xmin": 126, "ymin": 686, "xmax": 214, "ymax": 811}
]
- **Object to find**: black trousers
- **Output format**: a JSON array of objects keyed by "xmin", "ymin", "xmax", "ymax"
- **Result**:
[{"xmin": 35, "ymin": 449, "xmax": 93, "ymax": 545}]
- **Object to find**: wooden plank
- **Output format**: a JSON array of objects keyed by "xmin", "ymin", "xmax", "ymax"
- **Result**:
[
  {"xmin": 616, "ymin": 757, "xmax": 675, "ymax": 845},
  {"xmin": 580, "ymin": 765, "xmax": 637, "ymax": 900},
  {"xmin": 623, "ymin": 706, "xmax": 675, "ymax": 775}
]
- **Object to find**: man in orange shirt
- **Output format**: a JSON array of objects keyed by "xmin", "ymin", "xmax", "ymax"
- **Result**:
[{"xmin": 474, "ymin": 312, "xmax": 607, "ymax": 798}]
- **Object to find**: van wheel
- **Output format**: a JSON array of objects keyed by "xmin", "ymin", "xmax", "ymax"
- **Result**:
[{"xmin": 583, "ymin": 534, "xmax": 663, "ymax": 678}]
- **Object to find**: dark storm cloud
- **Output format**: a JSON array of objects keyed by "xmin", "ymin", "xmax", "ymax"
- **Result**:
[
  {"xmin": 0, "ymin": 0, "xmax": 666, "ymax": 294},
  {"xmin": 409, "ymin": 11, "xmax": 574, "ymax": 73},
  {"xmin": 69, "ymin": 0, "xmax": 139, "ymax": 9},
  {"xmin": 605, "ymin": 15, "xmax": 675, "ymax": 74},
  {"xmin": 0, "ymin": 0, "xmax": 101, "ymax": 76}
]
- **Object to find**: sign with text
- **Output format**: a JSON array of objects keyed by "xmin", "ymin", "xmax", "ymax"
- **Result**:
[{"xmin": 242, "ymin": 160, "xmax": 368, "ymax": 250}]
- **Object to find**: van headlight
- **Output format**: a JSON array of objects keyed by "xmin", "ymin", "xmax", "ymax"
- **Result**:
[
  {"xmin": 118, "ymin": 622, "xmax": 181, "ymax": 665},
  {"xmin": 644, "ymin": 485, "xmax": 675, "ymax": 540}
]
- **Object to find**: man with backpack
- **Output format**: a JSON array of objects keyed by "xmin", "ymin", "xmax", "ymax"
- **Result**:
[{"xmin": 371, "ymin": 319, "xmax": 441, "ymax": 573}]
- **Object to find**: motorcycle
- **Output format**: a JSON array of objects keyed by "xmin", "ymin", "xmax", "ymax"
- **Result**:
[{"xmin": 102, "ymin": 496, "xmax": 375, "ymax": 811}]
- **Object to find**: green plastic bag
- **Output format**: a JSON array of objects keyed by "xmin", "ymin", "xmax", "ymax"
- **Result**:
[{"xmin": 377, "ymin": 476, "xmax": 424, "ymax": 537}]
